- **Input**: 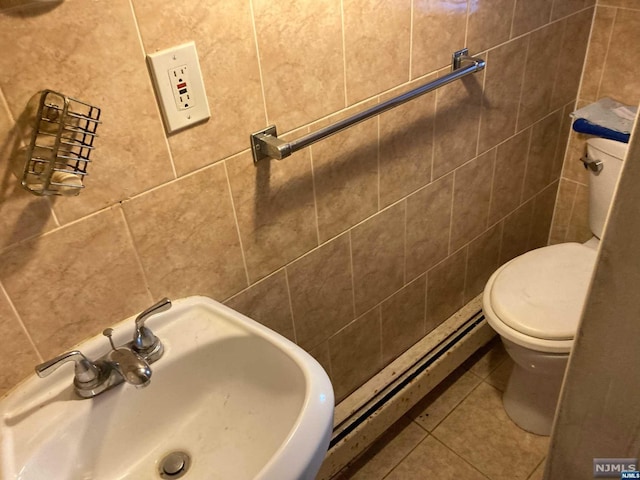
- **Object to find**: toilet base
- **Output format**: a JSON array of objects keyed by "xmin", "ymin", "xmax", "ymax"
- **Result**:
[{"xmin": 502, "ymin": 362, "xmax": 565, "ymax": 436}]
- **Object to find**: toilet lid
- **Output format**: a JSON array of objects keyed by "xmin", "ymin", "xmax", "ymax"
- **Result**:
[{"xmin": 489, "ymin": 243, "xmax": 598, "ymax": 340}]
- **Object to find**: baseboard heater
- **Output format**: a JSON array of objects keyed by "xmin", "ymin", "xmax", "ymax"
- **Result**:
[{"xmin": 318, "ymin": 295, "xmax": 495, "ymax": 479}]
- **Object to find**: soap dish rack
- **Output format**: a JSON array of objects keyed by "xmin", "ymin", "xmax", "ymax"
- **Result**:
[{"xmin": 21, "ymin": 90, "xmax": 101, "ymax": 196}]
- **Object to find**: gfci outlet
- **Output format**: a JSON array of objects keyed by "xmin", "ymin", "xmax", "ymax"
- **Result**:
[
  {"xmin": 169, "ymin": 65, "xmax": 193, "ymax": 110},
  {"xmin": 147, "ymin": 42, "xmax": 210, "ymax": 133}
]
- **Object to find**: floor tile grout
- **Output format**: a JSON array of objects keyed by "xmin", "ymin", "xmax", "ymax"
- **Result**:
[
  {"xmin": 526, "ymin": 455, "xmax": 547, "ymax": 480},
  {"xmin": 429, "ymin": 433, "xmax": 493, "ymax": 479},
  {"xmin": 428, "ymin": 379, "xmax": 546, "ymax": 480},
  {"xmin": 379, "ymin": 432, "xmax": 429, "ymax": 480},
  {"xmin": 415, "ymin": 374, "xmax": 485, "ymax": 434},
  {"xmin": 333, "ymin": 341, "xmax": 548, "ymax": 480},
  {"xmin": 402, "ymin": 378, "xmax": 499, "ymax": 478}
]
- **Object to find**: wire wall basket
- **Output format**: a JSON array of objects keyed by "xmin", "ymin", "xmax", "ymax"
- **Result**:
[{"xmin": 21, "ymin": 90, "xmax": 101, "ymax": 196}]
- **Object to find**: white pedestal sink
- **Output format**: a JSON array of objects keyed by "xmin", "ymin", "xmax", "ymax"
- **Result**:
[{"xmin": 0, "ymin": 296, "xmax": 334, "ymax": 479}]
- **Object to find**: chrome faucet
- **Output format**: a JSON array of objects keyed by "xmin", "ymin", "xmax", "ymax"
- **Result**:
[
  {"xmin": 35, "ymin": 298, "xmax": 172, "ymax": 398},
  {"xmin": 102, "ymin": 328, "xmax": 152, "ymax": 388}
]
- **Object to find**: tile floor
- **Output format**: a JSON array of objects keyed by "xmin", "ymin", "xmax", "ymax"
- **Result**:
[{"xmin": 331, "ymin": 338, "xmax": 549, "ymax": 480}]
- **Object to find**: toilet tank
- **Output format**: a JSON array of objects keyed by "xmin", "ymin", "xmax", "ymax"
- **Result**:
[{"xmin": 586, "ymin": 137, "xmax": 628, "ymax": 238}]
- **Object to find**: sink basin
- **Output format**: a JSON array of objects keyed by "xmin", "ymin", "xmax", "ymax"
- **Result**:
[{"xmin": 0, "ymin": 296, "xmax": 334, "ymax": 479}]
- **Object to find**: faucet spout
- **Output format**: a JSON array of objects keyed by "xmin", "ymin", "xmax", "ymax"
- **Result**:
[{"xmin": 107, "ymin": 348, "xmax": 152, "ymax": 388}]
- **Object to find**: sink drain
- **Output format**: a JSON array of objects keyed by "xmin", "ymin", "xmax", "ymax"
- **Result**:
[{"xmin": 159, "ymin": 451, "xmax": 191, "ymax": 478}]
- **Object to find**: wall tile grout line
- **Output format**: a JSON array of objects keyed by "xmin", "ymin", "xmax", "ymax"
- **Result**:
[
  {"xmin": 0, "ymin": 280, "xmax": 43, "ymax": 363},
  {"xmin": 248, "ymin": 0, "xmax": 270, "ymax": 125},
  {"xmin": 547, "ymin": 0, "xmax": 555, "ymax": 25},
  {"xmin": 508, "ymin": 0, "xmax": 519, "ymax": 44},
  {"xmin": 571, "ymin": 6, "xmax": 599, "ymax": 107},
  {"xmin": 377, "ymin": 307, "xmax": 384, "ymax": 369},
  {"xmin": 127, "ymin": 0, "xmax": 178, "ymax": 180},
  {"xmin": 514, "ymin": 35, "xmax": 531, "ymax": 136},
  {"xmin": 550, "ymin": 0, "xmax": 559, "ymax": 22},
  {"xmin": 474, "ymin": 48, "xmax": 489, "ymax": 158},
  {"xmin": 118, "ymin": 152, "xmax": 244, "ymax": 212},
  {"xmin": 118, "ymin": 206, "xmax": 155, "ymax": 304},
  {"xmin": 222, "ymin": 266, "xmax": 284, "ymax": 305},
  {"xmin": 408, "ymin": 0, "xmax": 414, "ymax": 81},
  {"xmin": 486, "ymin": 145, "xmax": 498, "ymax": 229},
  {"xmin": 0, "ymin": 203, "xmax": 125, "ymax": 257},
  {"xmin": 430, "ymin": 77, "xmax": 437, "ymax": 184},
  {"xmin": 0, "ymin": 85, "xmax": 15, "ymax": 140},
  {"xmin": 525, "ymin": 194, "xmax": 537, "ymax": 251},
  {"xmin": 348, "ymin": 231, "xmax": 357, "ymax": 320},
  {"xmin": 403, "ymin": 199, "xmax": 408, "ymax": 286},
  {"xmin": 127, "ymin": 0, "xmax": 149, "ymax": 62},
  {"xmin": 556, "ymin": 100, "xmax": 580, "ymax": 179},
  {"xmin": 423, "ymin": 270, "xmax": 429, "ymax": 336},
  {"xmin": 340, "ymin": 0, "xmax": 349, "ymax": 107},
  {"xmin": 601, "ymin": 4, "xmax": 640, "ymax": 13},
  {"xmin": 519, "ymin": 126, "xmax": 534, "ymax": 205},
  {"xmin": 376, "ymin": 115, "xmax": 381, "ymax": 213},
  {"xmin": 45, "ymin": 197, "xmax": 61, "ymax": 228},
  {"xmin": 222, "ymin": 160, "xmax": 251, "ymax": 288},
  {"xmin": 309, "ymin": 145, "xmax": 322, "ymax": 246},
  {"xmin": 496, "ymin": 220, "xmax": 506, "ymax": 277},
  {"xmin": 548, "ymin": 17, "xmax": 569, "ymax": 115},
  {"xmin": 463, "ymin": 0, "xmax": 471, "ymax": 51},
  {"xmin": 447, "ymin": 169, "xmax": 456, "ymax": 256},
  {"xmin": 558, "ymin": 176, "xmax": 588, "ymax": 188},
  {"xmin": 551, "ymin": 113, "xmax": 568, "ymax": 182},
  {"xmin": 283, "ymin": 268, "xmax": 298, "ymax": 345},
  {"xmin": 564, "ymin": 183, "xmax": 582, "ymax": 244},
  {"xmin": 483, "ymin": 3, "xmax": 595, "ymax": 59},
  {"xmin": 461, "ymin": 245, "xmax": 470, "ymax": 305},
  {"xmin": 596, "ymin": 6, "xmax": 619, "ymax": 101}
]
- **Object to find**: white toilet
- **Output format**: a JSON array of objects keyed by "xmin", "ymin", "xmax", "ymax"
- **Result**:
[{"xmin": 482, "ymin": 137, "xmax": 627, "ymax": 435}]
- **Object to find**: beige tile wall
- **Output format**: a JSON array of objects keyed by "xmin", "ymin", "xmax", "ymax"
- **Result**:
[
  {"xmin": 0, "ymin": 0, "xmax": 592, "ymax": 402},
  {"xmin": 550, "ymin": 0, "xmax": 640, "ymax": 244}
]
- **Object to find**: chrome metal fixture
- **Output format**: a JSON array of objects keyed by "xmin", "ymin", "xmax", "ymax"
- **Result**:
[
  {"xmin": 250, "ymin": 48, "xmax": 485, "ymax": 163},
  {"xmin": 20, "ymin": 90, "xmax": 101, "ymax": 196},
  {"xmin": 35, "ymin": 298, "xmax": 172, "ymax": 398},
  {"xmin": 581, "ymin": 154, "xmax": 604, "ymax": 173},
  {"xmin": 133, "ymin": 297, "xmax": 171, "ymax": 362},
  {"xmin": 102, "ymin": 328, "xmax": 152, "ymax": 388}
]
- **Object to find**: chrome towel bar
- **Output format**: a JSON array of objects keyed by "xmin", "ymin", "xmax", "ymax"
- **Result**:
[{"xmin": 250, "ymin": 48, "xmax": 485, "ymax": 164}]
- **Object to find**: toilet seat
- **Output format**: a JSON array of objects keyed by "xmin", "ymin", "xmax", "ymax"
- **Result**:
[{"xmin": 483, "ymin": 243, "xmax": 598, "ymax": 353}]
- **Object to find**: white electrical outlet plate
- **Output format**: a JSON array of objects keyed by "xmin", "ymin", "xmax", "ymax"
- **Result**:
[{"xmin": 147, "ymin": 41, "xmax": 210, "ymax": 133}]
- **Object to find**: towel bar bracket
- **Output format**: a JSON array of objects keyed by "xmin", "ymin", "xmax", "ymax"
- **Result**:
[
  {"xmin": 452, "ymin": 48, "xmax": 470, "ymax": 70},
  {"xmin": 251, "ymin": 125, "xmax": 291, "ymax": 164}
]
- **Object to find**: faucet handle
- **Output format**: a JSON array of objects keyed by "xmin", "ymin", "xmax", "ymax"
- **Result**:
[
  {"xmin": 133, "ymin": 297, "xmax": 171, "ymax": 359},
  {"xmin": 35, "ymin": 350, "xmax": 100, "ymax": 385},
  {"xmin": 135, "ymin": 297, "xmax": 172, "ymax": 331}
]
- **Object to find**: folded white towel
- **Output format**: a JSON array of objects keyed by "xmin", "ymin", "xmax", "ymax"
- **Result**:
[{"xmin": 571, "ymin": 97, "xmax": 638, "ymax": 134}]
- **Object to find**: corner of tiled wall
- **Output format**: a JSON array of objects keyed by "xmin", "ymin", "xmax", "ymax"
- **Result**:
[
  {"xmin": 550, "ymin": 0, "xmax": 640, "ymax": 245},
  {"xmin": 0, "ymin": 0, "xmax": 597, "ymax": 400}
]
